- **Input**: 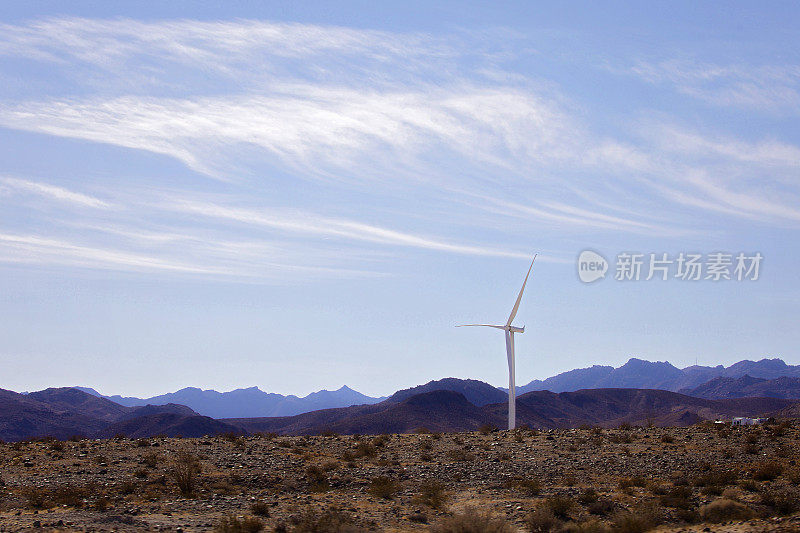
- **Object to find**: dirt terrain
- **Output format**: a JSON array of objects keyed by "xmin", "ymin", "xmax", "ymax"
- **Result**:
[{"xmin": 1, "ymin": 422, "xmax": 799, "ymax": 532}]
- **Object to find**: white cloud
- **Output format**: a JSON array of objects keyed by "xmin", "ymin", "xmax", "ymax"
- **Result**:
[
  {"xmin": 0, "ymin": 85, "xmax": 576, "ymax": 181},
  {"xmin": 170, "ymin": 200, "xmax": 529, "ymax": 258},
  {"xmin": 0, "ymin": 176, "xmax": 110, "ymax": 208},
  {"xmin": 1, "ymin": 16, "xmax": 799, "ymax": 283},
  {"xmin": 625, "ymin": 59, "xmax": 800, "ymax": 113}
]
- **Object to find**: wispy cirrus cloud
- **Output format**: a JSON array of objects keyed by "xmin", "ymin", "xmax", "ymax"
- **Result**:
[
  {"xmin": 0, "ymin": 176, "xmax": 110, "ymax": 208},
  {"xmin": 0, "ymin": 17, "xmax": 470, "ymax": 92},
  {"xmin": 0, "ymin": 85, "xmax": 575, "ymax": 180},
  {"xmin": 0, "ymin": 16, "xmax": 799, "ymax": 283},
  {"xmin": 170, "ymin": 200, "xmax": 530, "ymax": 259},
  {"xmin": 623, "ymin": 59, "xmax": 800, "ymax": 113}
]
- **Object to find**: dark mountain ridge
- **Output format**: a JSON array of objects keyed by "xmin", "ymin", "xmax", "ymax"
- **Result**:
[
  {"xmin": 225, "ymin": 387, "xmax": 797, "ymax": 436},
  {"xmin": 0, "ymin": 387, "xmax": 207, "ymax": 441},
  {"xmin": 386, "ymin": 378, "xmax": 506, "ymax": 406}
]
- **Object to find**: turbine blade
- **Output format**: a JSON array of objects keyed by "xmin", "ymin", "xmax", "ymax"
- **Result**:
[
  {"xmin": 456, "ymin": 324, "xmax": 506, "ymax": 329},
  {"xmin": 506, "ymin": 254, "xmax": 537, "ymax": 327}
]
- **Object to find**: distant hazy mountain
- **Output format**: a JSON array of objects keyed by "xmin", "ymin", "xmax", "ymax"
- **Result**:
[
  {"xmin": 681, "ymin": 375, "xmax": 800, "ymax": 400},
  {"xmin": 76, "ymin": 385, "xmax": 385, "ymax": 419},
  {"xmin": 518, "ymin": 365, "xmax": 613, "ymax": 394},
  {"xmin": 387, "ymin": 378, "xmax": 507, "ymax": 406},
  {"xmin": 518, "ymin": 358, "xmax": 800, "ymax": 394}
]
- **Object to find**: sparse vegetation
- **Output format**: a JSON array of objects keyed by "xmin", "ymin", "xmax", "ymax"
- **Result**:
[
  {"xmin": 430, "ymin": 507, "xmax": 513, "ymax": 533},
  {"xmin": 752, "ymin": 461, "xmax": 783, "ymax": 481},
  {"xmin": 414, "ymin": 480, "xmax": 449, "ymax": 509},
  {"xmin": 169, "ymin": 450, "xmax": 201, "ymax": 497},
  {"xmin": 368, "ymin": 475, "xmax": 399, "ymax": 499},
  {"xmin": 305, "ymin": 465, "xmax": 330, "ymax": 492},
  {"xmin": 215, "ymin": 514, "xmax": 264, "ymax": 532},
  {"xmin": 699, "ymin": 498, "xmax": 754, "ymax": 522},
  {"xmin": 2, "ymin": 423, "xmax": 800, "ymax": 531},
  {"xmin": 278, "ymin": 506, "xmax": 362, "ymax": 533}
]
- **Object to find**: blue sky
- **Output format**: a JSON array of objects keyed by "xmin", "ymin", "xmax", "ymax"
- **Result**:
[{"xmin": 1, "ymin": 1, "xmax": 798, "ymax": 397}]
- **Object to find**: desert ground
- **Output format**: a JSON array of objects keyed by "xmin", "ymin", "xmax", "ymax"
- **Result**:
[{"xmin": 1, "ymin": 422, "xmax": 800, "ymax": 532}]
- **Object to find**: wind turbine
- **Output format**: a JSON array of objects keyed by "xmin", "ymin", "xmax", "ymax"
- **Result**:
[{"xmin": 457, "ymin": 254, "xmax": 537, "ymax": 430}]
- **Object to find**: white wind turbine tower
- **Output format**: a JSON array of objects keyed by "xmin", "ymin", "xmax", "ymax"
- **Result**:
[{"xmin": 457, "ymin": 255, "xmax": 537, "ymax": 430}]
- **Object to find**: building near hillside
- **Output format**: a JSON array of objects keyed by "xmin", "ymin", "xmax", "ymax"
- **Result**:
[{"xmin": 731, "ymin": 417, "xmax": 767, "ymax": 426}]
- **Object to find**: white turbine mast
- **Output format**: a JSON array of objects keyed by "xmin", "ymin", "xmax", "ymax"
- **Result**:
[{"xmin": 457, "ymin": 254, "xmax": 537, "ymax": 430}]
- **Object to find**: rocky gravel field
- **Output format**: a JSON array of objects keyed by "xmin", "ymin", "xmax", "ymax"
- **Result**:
[{"xmin": 1, "ymin": 421, "xmax": 800, "ymax": 531}]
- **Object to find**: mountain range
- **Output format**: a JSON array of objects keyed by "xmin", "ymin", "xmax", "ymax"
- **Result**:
[
  {"xmin": 0, "ymin": 387, "xmax": 237, "ymax": 441},
  {"xmin": 680, "ymin": 375, "xmax": 800, "ymax": 400},
  {"xmin": 4, "ymin": 357, "xmax": 800, "ymax": 441},
  {"xmin": 517, "ymin": 357, "xmax": 800, "ymax": 394},
  {"xmin": 68, "ymin": 358, "xmax": 800, "ymax": 420},
  {"xmin": 75, "ymin": 384, "xmax": 385, "ymax": 418},
  {"xmin": 227, "ymin": 387, "xmax": 796, "ymax": 435}
]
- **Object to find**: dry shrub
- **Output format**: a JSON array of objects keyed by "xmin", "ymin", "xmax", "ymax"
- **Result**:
[
  {"xmin": 169, "ymin": 450, "xmax": 201, "ymax": 497},
  {"xmin": 578, "ymin": 488, "xmax": 599, "ymax": 505},
  {"xmin": 368, "ymin": 476, "xmax": 399, "ymax": 499},
  {"xmin": 445, "ymin": 448, "xmax": 475, "ymax": 462},
  {"xmin": 142, "ymin": 451, "xmax": 159, "ymax": 468},
  {"xmin": 94, "ymin": 495, "xmax": 111, "ymax": 512},
  {"xmin": 693, "ymin": 467, "xmax": 737, "ymax": 488},
  {"xmin": 618, "ymin": 476, "xmax": 646, "ymax": 489},
  {"xmin": 215, "ymin": 514, "xmax": 264, "ymax": 533},
  {"xmin": 116, "ymin": 480, "xmax": 137, "ymax": 495},
  {"xmin": 510, "ymin": 477, "xmax": 541, "ymax": 496},
  {"xmin": 752, "ymin": 461, "xmax": 783, "ymax": 481},
  {"xmin": 279, "ymin": 506, "xmax": 364, "ymax": 533},
  {"xmin": 659, "ymin": 485, "xmax": 692, "ymax": 509},
  {"xmin": 22, "ymin": 483, "xmax": 95, "ymax": 509},
  {"xmin": 21, "ymin": 487, "xmax": 53, "ymax": 509},
  {"xmin": 660, "ymin": 434, "xmax": 674, "ymax": 443},
  {"xmin": 305, "ymin": 465, "xmax": 329, "ymax": 492},
  {"xmin": 760, "ymin": 488, "xmax": 799, "ymax": 516},
  {"xmin": 587, "ymin": 498, "xmax": 615, "ymax": 516},
  {"xmin": 322, "ymin": 460, "xmax": 340, "ymax": 471},
  {"xmin": 525, "ymin": 505, "xmax": 560, "ymax": 533},
  {"xmin": 610, "ymin": 502, "xmax": 661, "ymax": 533},
  {"xmin": 786, "ymin": 467, "xmax": 800, "ymax": 485},
  {"xmin": 250, "ymin": 501, "xmax": 270, "ymax": 516},
  {"xmin": 414, "ymin": 480, "xmax": 448, "ymax": 509},
  {"xmin": 431, "ymin": 507, "xmax": 513, "ymax": 533},
  {"xmin": 544, "ymin": 496, "xmax": 574, "ymax": 520},
  {"xmin": 699, "ymin": 498, "xmax": 753, "ymax": 523},
  {"xmin": 372, "ymin": 434, "xmax": 390, "ymax": 447},
  {"xmin": 354, "ymin": 442, "xmax": 376, "ymax": 458},
  {"xmin": 560, "ymin": 520, "xmax": 609, "ymax": 533}
]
